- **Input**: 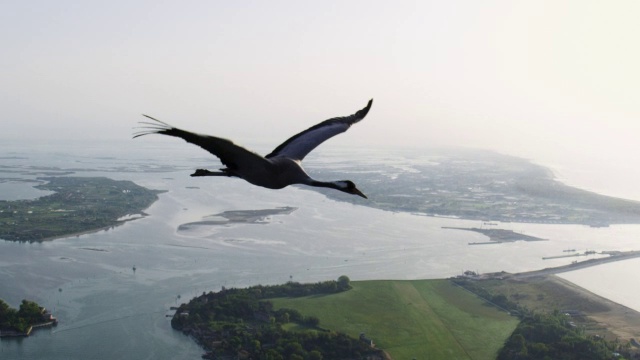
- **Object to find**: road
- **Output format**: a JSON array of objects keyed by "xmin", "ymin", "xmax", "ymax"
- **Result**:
[{"xmin": 490, "ymin": 250, "xmax": 640, "ymax": 279}]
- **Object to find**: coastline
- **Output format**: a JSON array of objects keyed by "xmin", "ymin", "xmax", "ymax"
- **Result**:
[
  {"xmin": 314, "ymin": 149, "xmax": 640, "ymax": 226},
  {"xmin": 472, "ymin": 250, "xmax": 640, "ymax": 341},
  {"xmin": 32, "ymin": 214, "xmax": 150, "ymax": 242},
  {"xmin": 531, "ymin": 156, "xmax": 640, "ymax": 203},
  {"xmin": 524, "ymin": 156, "xmax": 640, "ymax": 331},
  {"xmin": 0, "ymin": 319, "xmax": 58, "ymax": 338},
  {"xmin": 0, "ymin": 306, "xmax": 58, "ymax": 339},
  {"xmin": 548, "ymin": 275, "xmax": 640, "ymax": 341},
  {"xmin": 0, "ymin": 176, "xmax": 164, "ymax": 242},
  {"xmin": 501, "ymin": 250, "xmax": 640, "ymax": 279}
]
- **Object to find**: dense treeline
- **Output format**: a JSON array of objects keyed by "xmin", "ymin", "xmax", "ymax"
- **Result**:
[
  {"xmin": 452, "ymin": 278, "xmax": 631, "ymax": 359},
  {"xmin": 248, "ymin": 275, "xmax": 352, "ymax": 298},
  {"xmin": 0, "ymin": 299, "xmax": 48, "ymax": 333},
  {"xmin": 172, "ymin": 276, "xmax": 386, "ymax": 359}
]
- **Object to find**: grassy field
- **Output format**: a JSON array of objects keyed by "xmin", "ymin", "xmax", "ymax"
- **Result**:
[{"xmin": 272, "ymin": 279, "xmax": 519, "ymax": 360}]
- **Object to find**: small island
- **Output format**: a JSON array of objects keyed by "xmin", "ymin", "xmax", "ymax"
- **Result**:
[
  {"xmin": 178, "ymin": 207, "xmax": 297, "ymax": 232},
  {"xmin": 0, "ymin": 177, "xmax": 164, "ymax": 242},
  {"xmin": 442, "ymin": 227, "xmax": 547, "ymax": 244},
  {"xmin": 0, "ymin": 299, "xmax": 57, "ymax": 337}
]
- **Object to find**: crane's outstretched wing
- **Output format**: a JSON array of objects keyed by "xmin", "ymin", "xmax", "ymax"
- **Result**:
[
  {"xmin": 265, "ymin": 99, "xmax": 373, "ymax": 161},
  {"xmin": 134, "ymin": 115, "xmax": 268, "ymax": 172}
]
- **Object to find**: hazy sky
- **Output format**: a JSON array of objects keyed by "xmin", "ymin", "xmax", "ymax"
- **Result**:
[{"xmin": 2, "ymin": 1, "xmax": 639, "ymax": 165}]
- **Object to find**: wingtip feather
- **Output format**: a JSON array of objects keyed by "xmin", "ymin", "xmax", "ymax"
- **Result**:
[
  {"xmin": 133, "ymin": 115, "xmax": 173, "ymax": 139},
  {"xmin": 357, "ymin": 98, "xmax": 373, "ymax": 119},
  {"xmin": 141, "ymin": 114, "xmax": 172, "ymax": 127}
]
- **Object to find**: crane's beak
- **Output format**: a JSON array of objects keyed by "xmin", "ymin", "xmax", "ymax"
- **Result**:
[{"xmin": 353, "ymin": 188, "xmax": 367, "ymax": 199}]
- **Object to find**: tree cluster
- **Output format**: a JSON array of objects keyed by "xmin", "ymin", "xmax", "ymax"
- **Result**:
[
  {"xmin": 249, "ymin": 276, "xmax": 351, "ymax": 299},
  {"xmin": 199, "ymin": 324, "xmax": 377, "ymax": 360},
  {"xmin": 452, "ymin": 278, "xmax": 631, "ymax": 359},
  {"xmin": 171, "ymin": 276, "xmax": 384, "ymax": 359},
  {"xmin": 0, "ymin": 299, "xmax": 46, "ymax": 333},
  {"xmin": 497, "ymin": 312, "xmax": 627, "ymax": 360}
]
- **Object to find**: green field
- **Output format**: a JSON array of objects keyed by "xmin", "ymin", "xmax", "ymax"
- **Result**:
[{"xmin": 272, "ymin": 279, "xmax": 519, "ymax": 360}]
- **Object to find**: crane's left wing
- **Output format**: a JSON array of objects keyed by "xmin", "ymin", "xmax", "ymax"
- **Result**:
[
  {"xmin": 134, "ymin": 115, "xmax": 269, "ymax": 172},
  {"xmin": 265, "ymin": 99, "xmax": 373, "ymax": 161}
]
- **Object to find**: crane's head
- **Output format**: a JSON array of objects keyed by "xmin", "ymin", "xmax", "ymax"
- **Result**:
[{"xmin": 337, "ymin": 180, "xmax": 367, "ymax": 199}]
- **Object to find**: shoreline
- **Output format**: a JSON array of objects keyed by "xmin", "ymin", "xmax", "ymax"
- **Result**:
[
  {"xmin": 0, "ymin": 214, "xmax": 150, "ymax": 243},
  {"xmin": 316, "ymin": 149, "xmax": 640, "ymax": 226},
  {"xmin": 531, "ymin": 157, "xmax": 640, "ymax": 203},
  {"xmin": 549, "ymin": 276, "xmax": 640, "ymax": 341},
  {"xmin": 0, "ymin": 176, "xmax": 163, "ymax": 242},
  {"xmin": 473, "ymin": 250, "xmax": 640, "ymax": 341},
  {"xmin": 492, "ymin": 250, "xmax": 640, "ymax": 280},
  {"xmin": 0, "ymin": 320, "xmax": 58, "ymax": 338}
]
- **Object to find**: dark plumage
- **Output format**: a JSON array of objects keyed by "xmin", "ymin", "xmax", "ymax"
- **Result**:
[{"xmin": 134, "ymin": 99, "xmax": 373, "ymax": 198}]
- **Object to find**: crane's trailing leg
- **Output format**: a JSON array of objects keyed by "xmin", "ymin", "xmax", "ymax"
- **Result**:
[{"xmin": 191, "ymin": 169, "xmax": 228, "ymax": 177}]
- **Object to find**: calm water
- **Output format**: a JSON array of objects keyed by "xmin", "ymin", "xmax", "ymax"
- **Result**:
[
  {"xmin": 537, "ymin": 152, "xmax": 640, "ymax": 317},
  {"xmin": 2, "ymin": 140, "xmax": 640, "ymax": 359}
]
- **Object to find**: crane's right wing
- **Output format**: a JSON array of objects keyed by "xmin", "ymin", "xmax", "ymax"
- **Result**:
[{"xmin": 265, "ymin": 99, "xmax": 373, "ymax": 161}]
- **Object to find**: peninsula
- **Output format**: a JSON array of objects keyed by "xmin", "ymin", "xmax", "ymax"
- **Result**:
[
  {"xmin": 311, "ymin": 149, "xmax": 640, "ymax": 226},
  {"xmin": 174, "ymin": 260, "xmax": 640, "ymax": 359},
  {"xmin": 0, "ymin": 177, "xmax": 163, "ymax": 242}
]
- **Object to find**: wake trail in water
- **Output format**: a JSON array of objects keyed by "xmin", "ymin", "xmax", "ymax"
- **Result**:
[{"xmin": 51, "ymin": 310, "xmax": 166, "ymax": 334}]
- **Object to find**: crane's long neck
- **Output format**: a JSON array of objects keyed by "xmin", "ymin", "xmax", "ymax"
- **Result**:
[
  {"xmin": 291, "ymin": 162, "xmax": 366, "ymax": 198},
  {"xmin": 306, "ymin": 178, "xmax": 367, "ymax": 198},
  {"xmin": 307, "ymin": 179, "xmax": 344, "ymax": 191}
]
